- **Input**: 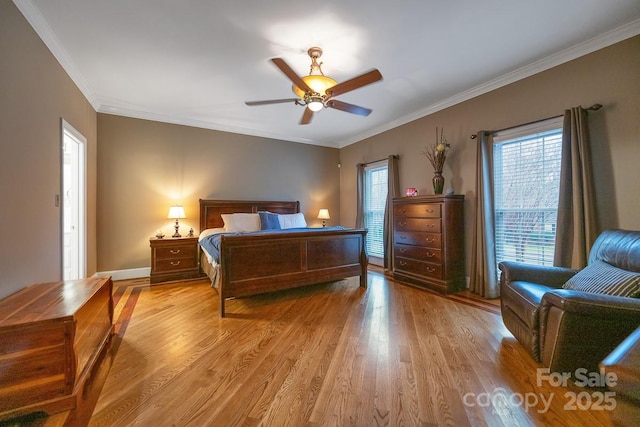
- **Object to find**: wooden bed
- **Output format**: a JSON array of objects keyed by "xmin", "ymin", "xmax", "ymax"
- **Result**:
[{"xmin": 199, "ymin": 199, "xmax": 368, "ymax": 317}]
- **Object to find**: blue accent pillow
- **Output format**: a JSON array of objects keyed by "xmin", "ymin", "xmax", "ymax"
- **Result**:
[{"xmin": 259, "ymin": 211, "xmax": 281, "ymax": 230}]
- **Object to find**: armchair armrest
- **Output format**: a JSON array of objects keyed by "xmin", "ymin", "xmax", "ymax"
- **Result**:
[
  {"xmin": 499, "ymin": 261, "xmax": 579, "ymax": 289},
  {"xmin": 542, "ymin": 289, "xmax": 640, "ymax": 320},
  {"xmin": 539, "ymin": 290, "xmax": 640, "ymax": 375}
]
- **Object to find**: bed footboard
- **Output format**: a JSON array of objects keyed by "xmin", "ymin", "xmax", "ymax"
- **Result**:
[{"xmin": 218, "ymin": 228, "xmax": 367, "ymax": 317}]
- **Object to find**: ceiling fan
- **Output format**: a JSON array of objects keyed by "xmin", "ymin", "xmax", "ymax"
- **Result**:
[{"xmin": 245, "ymin": 47, "xmax": 383, "ymax": 125}]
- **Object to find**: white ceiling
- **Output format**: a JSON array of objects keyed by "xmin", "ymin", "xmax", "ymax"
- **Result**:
[{"xmin": 15, "ymin": 0, "xmax": 640, "ymax": 148}]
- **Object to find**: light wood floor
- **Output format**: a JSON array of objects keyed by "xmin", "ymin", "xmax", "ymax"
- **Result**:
[{"xmin": 90, "ymin": 270, "xmax": 611, "ymax": 426}]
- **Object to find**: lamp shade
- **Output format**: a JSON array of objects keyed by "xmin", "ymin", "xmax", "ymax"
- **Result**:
[
  {"xmin": 317, "ymin": 209, "xmax": 330, "ymax": 220},
  {"xmin": 167, "ymin": 205, "xmax": 186, "ymax": 219}
]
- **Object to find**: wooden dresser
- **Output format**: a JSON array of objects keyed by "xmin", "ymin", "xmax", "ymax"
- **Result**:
[
  {"xmin": 150, "ymin": 236, "xmax": 202, "ymax": 284},
  {"xmin": 393, "ymin": 195, "xmax": 465, "ymax": 294},
  {"xmin": 0, "ymin": 276, "xmax": 114, "ymax": 426}
]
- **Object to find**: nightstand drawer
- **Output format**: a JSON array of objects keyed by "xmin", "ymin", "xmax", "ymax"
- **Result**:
[
  {"xmin": 154, "ymin": 257, "xmax": 198, "ymax": 272},
  {"xmin": 154, "ymin": 245, "xmax": 197, "ymax": 260}
]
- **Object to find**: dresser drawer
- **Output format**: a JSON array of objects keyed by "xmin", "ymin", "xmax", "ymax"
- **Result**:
[
  {"xmin": 394, "ymin": 203, "xmax": 441, "ymax": 218},
  {"xmin": 394, "ymin": 231, "xmax": 442, "ymax": 249},
  {"xmin": 394, "ymin": 244, "xmax": 442, "ymax": 264},
  {"xmin": 154, "ymin": 245, "xmax": 197, "ymax": 260},
  {"xmin": 394, "ymin": 217, "xmax": 441, "ymax": 233},
  {"xmin": 394, "ymin": 257, "xmax": 442, "ymax": 279}
]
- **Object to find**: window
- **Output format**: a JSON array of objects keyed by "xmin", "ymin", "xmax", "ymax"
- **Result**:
[
  {"xmin": 493, "ymin": 117, "xmax": 563, "ymax": 266},
  {"xmin": 364, "ymin": 161, "xmax": 388, "ymax": 260}
]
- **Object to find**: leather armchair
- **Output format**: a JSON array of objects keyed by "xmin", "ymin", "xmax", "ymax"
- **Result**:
[
  {"xmin": 500, "ymin": 229, "xmax": 640, "ymax": 375},
  {"xmin": 600, "ymin": 327, "xmax": 640, "ymax": 426}
]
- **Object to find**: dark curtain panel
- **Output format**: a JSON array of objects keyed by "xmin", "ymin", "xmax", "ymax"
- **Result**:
[
  {"xmin": 355, "ymin": 163, "xmax": 365, "ymax": 228},
  {"xmin": 554, "ymin": 107, "xmax": 598, "ymax": 268},
  {"xmin": 384, "ymin": 155, "xmax": 400, "ymax": 270},
  {"xmin": 470, "ymin": 131, "xmax": 500, "ymax": 298}
]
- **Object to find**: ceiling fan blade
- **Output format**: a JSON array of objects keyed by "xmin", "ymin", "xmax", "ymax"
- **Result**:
[
  {"xmin": 327, "ymin": 99, "xmax": 372, "ymax": 116},
  {"xmin": 245, "ymin": 98, "xmax": 299, "ymax": 106},
  {"xmin": 325, "ymin": 69, "xmax": 382, "ymax": 98},
  {"xmin": 300, "ymin": 107, "xmax": 314, "ymax": 125},
  {"xmin": 271, "ymin": 58, "xmax": 313, "ymax": 94}
]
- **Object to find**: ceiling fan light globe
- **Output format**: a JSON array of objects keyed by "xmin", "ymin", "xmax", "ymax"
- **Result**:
[
  {"xmin": 308, "ymin": 101, "xmax": 324, "ymax": 112},
  {"xmin": 292, "ymin": 74, "xmax": 337, "ymax": 98}
]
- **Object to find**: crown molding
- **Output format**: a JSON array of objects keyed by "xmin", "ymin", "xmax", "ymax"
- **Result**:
[
  {"xmin": 13, "ymin": 0, "xmax": 100, "ymax": 110},
  {"xmin": 98, "ymin": 104, "xmax": 338, "ymax": 148},
  {"xmin": 337, "ymin": 18, "xmax": 640, "ymax": 148},
  {"xmin": 14, "ymin": 0, "xmax": 639, "ymax": 148}
]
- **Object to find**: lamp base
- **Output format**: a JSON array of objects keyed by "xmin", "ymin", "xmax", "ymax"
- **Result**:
[{"xmin": 172, "ymin": 219, "xmax": 181, "ymax": 238}]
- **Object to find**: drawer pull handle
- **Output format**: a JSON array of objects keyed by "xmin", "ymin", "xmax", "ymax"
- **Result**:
[
  {"xmin": 399, "ymin": 221, "xmax": 407, "ymax": 227},
  {"xmin": 425, "ymin": 238, "xmax": 435, "ymax": 242},
  {"xmin": 170, "ymin": 249, "xmax": 181, "ymax": 254},
  {"xmin": 427, "ymin": 224, "xmax": 434, "ymax": 228},
  {"xmin": 400, "ymin": 235, "xmax": 407, "ymax": 239},
  {"xmin": 400, "ymin": 248, "xmax": 408, "ymax": 253},
  {"xmin": 426, "ymin": 267, "xmax": 435, "ymax": 272},
  {"xmin": 425, "ymin": 209, "xmax": 434, "ymax": 213},
  {"xmin": 170, "ymin": 261, "xmax": 181, "ymax": 266},
  {"xmin": 399, "ymin": 261, "xmax": 408, "ymax": 266},
  {"xmin": 426, "ymin": 252, "xmax": 435, "ymax": 258}
]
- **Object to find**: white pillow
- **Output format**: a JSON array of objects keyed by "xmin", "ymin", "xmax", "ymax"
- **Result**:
[
  {"xmin": 198, "ymin": 228, "xmax": 225, "ymax": 241},
  {"xmin": 221, "ymin": 213, "xmax": 260, "ymax": 232},
  {"xmin": 278, "ymin": 213, "xmax": 307, "ymax": 229}
]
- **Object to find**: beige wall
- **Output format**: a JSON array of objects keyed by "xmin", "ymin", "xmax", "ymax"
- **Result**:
[
  {"xmin": 2, "ymin": 0, "xmax": 638, "ymax": 291},
  {"xmin": 340, "ymin": 35, "xmax": 640, "ymax": 275},
  {"xmin": 97, "ymin": 114, "xmax": 340, "ymax": 271},
  {"xmin": 0, "ymin": 2, "xmax": 97, "ymax": 299}
]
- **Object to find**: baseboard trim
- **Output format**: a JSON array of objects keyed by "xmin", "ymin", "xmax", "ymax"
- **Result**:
[{"xmin": 94, "ymin": 267, "xmax": 150, "ymax": 281}]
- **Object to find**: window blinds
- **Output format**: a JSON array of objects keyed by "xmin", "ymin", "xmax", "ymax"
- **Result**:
[
  {"xmin": 364, "ymin": 163, "xmax": 388, "ymax": 258},
  {"xmin": 493, "ymin": 118, "xmax": 563, "ymax": 266}
]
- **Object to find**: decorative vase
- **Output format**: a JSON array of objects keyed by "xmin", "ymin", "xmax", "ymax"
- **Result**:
[{"xmin": 432, "ymin": 172, "xmax": 444, "ymax": 194}]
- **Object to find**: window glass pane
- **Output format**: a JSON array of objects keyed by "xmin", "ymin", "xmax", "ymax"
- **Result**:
[
  {"xmin": 494, "ymin": 125, "xmax": 562, "ymax": 266},
  {"xmin": 364, "ymin": 163, "xmax": 388, "ymax": 258}
]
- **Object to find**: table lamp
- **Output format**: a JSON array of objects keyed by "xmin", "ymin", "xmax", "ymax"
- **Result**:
[
  {"xmin": 167, "ymin": 205, "xmax": 186, "ymax": 237},
  {"xmin": 317, "ymin": 209, "xmax": 330, "ymax": 227}
]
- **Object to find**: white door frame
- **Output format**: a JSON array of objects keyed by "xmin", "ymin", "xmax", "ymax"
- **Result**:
[{"xmin": 61, "ymin": 119, "xmax": 87, "ymax": 280}]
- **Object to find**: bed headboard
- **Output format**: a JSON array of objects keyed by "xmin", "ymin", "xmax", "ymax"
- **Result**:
[{"xmin": 199, "ymin": 199, "xmax": 300, "ymax": 231}]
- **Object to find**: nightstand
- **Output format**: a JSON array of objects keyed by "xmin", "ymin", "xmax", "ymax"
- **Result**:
[{"xmin": 149, "ymin": 236, "xmax": 202, "ymax": 284}]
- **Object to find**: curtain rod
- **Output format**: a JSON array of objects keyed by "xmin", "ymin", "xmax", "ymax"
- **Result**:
[
  {"xmin": 469, "ymin": 104, "xmax": 602, "ymax": 139},
  {"xmin": 358, "ymin": 154, "xmax": 399, "ymax": 166}
]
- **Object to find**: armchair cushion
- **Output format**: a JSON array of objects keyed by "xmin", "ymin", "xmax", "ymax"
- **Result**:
[{"xmin": 562, "ymin": 260, "xmax": 640, "ymax": 297}]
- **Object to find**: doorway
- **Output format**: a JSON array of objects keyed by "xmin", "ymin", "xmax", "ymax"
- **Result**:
[{"xmin": 62, "ymin": 120, "xmax": 86, "ymax": 280}]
